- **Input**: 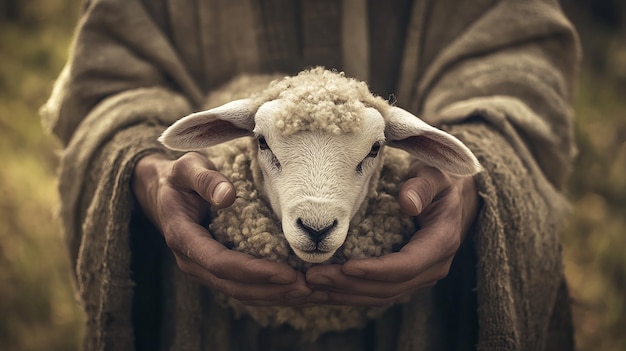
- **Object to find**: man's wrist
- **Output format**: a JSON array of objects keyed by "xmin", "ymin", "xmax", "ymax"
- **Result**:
[{"xmin": 132, "ymin": 153, "xmax": 172, "ymax": 227}]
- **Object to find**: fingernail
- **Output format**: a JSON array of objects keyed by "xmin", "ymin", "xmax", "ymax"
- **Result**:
[
  {"xmin": 285, "ymin": 290, "xmax": 310, "ymax": 299},
  {"xmin": 406, "ymin": 189, "xmax": 422, "ymax": 213},
  {"xmin": 212, "ymin": 182, "xmax": 231, "ymax": 205},
  {"xmin": 308, "ymin": 275, "xmax": 332, "ymax": 286}
]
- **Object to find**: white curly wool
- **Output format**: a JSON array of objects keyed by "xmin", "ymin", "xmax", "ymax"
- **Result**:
[
  {"xmin": 205, "ymin": 138, "xmax": 416, "ymax": 339},
  {"xmin": 250, "ymin": 67, "xmax": 390, "ymax": 136}
]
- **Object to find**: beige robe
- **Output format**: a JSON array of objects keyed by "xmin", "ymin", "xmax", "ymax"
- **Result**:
[{"xmin": 41, "ymin": 0, "xmax": 581, "ymax": 350}]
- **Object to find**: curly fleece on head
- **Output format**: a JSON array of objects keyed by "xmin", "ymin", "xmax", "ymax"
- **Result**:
[{"xmin": 251, "ymin": 67, "xmax": 390, "ymax": 135}]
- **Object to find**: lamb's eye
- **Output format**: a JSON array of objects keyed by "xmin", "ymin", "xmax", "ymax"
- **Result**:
[
  {"xmin": 368, "ymin": 142, "xmax": 381, "ymax": 158},
  {"xmin": 257, "ymin": 136, "xmax": 281, "ymax": 172},
  {"xmin": 258, "ymin": 136, "xmax": 270, "ymax": 150}
]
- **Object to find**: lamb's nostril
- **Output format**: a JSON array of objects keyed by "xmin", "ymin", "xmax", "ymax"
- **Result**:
[{"xmin": 296, "ymin": 218, "xmax": 338, "ymax": 243}]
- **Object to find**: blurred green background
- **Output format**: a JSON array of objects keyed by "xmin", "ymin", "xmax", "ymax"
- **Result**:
[{"xmin": 0, "ymin": 0, "xmax": 624, "ymax": 350}]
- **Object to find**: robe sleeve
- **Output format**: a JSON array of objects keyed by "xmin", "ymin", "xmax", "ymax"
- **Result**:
[
  {"xmin": 407, "ymin": 0, "xmax": 580, "ymax": 188},
  {"xmin": 396, "ymin": 0, "xmax": 580, "ymax": 349},
  {"xmin": 40, "ymin": 0, "xmax": 199, "ymax": 348}
]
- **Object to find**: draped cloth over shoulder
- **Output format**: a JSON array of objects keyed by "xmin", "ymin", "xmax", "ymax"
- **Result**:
[{"xmin": 41, "ymin": 0, "xmax": 580, "ymax": 350}]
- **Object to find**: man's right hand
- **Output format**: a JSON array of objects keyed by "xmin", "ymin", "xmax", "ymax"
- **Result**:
[{"xmin": 131, "ymin": 151, "xmax": 311, "ymax": 306}]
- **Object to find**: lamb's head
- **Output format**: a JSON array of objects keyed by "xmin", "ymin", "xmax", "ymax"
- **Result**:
[{"xmin": 159, "ymin": 68, "xmax": 481, "ymax": 264}]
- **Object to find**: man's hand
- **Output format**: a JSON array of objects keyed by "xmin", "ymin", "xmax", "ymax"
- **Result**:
[
  {"xmin": 305, "ymin": 165, "xmax": 480, "ymax": 306},
  {"xmin": 132, "ymin": 152, "xmax": 311, "ymax": 306}
]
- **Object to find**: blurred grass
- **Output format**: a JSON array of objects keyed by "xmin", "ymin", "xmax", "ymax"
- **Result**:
[
  {"xmin": 562, "ymin": 3, "xmax": 626, "ymax": 350},
  {"xmin": 0, "ymin": 1, "xmax": 624, "ymax": 350},
  {"xmin": 564, "ymin": 68, "xmax": 626, "ymax": 351},
  {"xmin": 0, "ymin": 1, "xmax": 85, "ymax": 350}
]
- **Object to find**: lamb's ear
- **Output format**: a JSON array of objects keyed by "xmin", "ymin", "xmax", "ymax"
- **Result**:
[
  {"xmin": 159, "ymin": 99, "xmax": 255, "ymax": 151},
  {"xmin": 384, "ymin": 106, "xmax": 482, "ymax": 175}
]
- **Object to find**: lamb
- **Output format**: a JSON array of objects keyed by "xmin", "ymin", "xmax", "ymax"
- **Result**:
[{"xmin": 159, "ymin": 67, "xmax": 481, "ymax": 339}]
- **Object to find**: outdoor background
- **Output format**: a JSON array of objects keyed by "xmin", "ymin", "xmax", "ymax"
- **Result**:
[{"xmin": 0, "ymin": 0, "xmax": 624, "ymax": 350}]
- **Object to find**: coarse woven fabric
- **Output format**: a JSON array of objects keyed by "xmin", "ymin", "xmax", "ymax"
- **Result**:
[{"xmin": 41, "ymin": 0, "xmax": 580, "ymax": 350}]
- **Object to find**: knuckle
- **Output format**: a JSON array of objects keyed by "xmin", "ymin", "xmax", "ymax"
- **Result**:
[
  {"xmin": 447, "ymin": 235, "xmax": 462, "ymax": 254},
  {"xmin": 434, "ymin": 230, "xmax": 462, "ymax": 258},
  {"xmin": 434, "ymin": 265, "xmax": 451, "ymax": 281},
  {"xmin": 404, "ymin": 177, "xmax": 440, "ymax": 208},
  {"xmin": 168, "ymin": 158, "xmax": 190, "ymax": 184},
  {"xmin": 447, "ymin": 185, "xmax": 464, "ymax": 206},
  {"xmin": 422, "ymin": 177, "xmax": 439, "ymax": 198},
  {"xmin": 174, "ymin": 256, "xmax": 193, "ymax": 274},
  {"xmin": 169, "ymin": 153, "xmax": 217, "ymax": 188},
  {"xmin": 184, "ymin": 151, "xmax": 216, "ymax": 169},
  {"xmin": 425, "ymin": 166, "xmax": 449, "ymax": 183},
  {"xmin": 163, "ymin": 230, "xmax": 182, "ymax": 252},
  {"xmin": 180, "ymin": 151, "xmax": 204, "ymax": 162},
  {"xmin": 209, "ymin": 266, "xmax": 229, "ymax": 281},
  {"xmin": 193, "ymin": 169, "xmax": 214, "ymax": 190},
  {"xmin": 407, "ymin": 177, "xmax": 432, "ymax": 197},
  {"xmin": 226, "ymin": 286, "xmax": 269, "ymax": 303},
  {"xmin": 228, "ymin": 290, "xmax": 248, "ymax": 301},
  {"xmin": 422, "ymin": 280, "xmax": 438, "ymax": 289},
  {"xmin": 433, "ymin": 272, "xmax": 447, "ymax": 282},
  {"xmin": 197, "ymin": 170, "xmax": 230, "ymax": 200},
  {"xmin": 369, "ymin": 289, "xmax": 395, "ymax": 299},
  {"xmin": 206, "ymin": 252, "xmax": 231, "ymax": 280}
]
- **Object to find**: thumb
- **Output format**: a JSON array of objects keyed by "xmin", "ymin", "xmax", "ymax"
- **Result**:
[
  {"xmin": 399, "ymin": 167, "xmax": 449, "ymax": 216},
  {"xmin": 170, "ymin": 152, "xmax": 236, "ymax": 208}
]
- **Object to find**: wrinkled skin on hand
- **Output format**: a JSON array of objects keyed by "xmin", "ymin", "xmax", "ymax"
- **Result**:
[
  {"xmin": 305, "ymin": 164, "xmax": 480, "ymax": 306},
  {"xmin": 132, "ymin": 152, "xmax": 312, "ymax": 306},
  {"xmin": 132, "ymin": 153, "xmax": 479, "ymax": 307}
]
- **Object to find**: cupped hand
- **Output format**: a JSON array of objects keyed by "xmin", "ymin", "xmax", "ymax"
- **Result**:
[
  {"xmin": 132, "ymin": 152, "xmax": 311, "ymax": 306},
  {"xmin": 305, "ymin": 165, "xmax": 480, "ymax": 306}
]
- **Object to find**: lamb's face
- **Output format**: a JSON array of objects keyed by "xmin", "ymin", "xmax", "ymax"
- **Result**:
[
  {"xmin": 253, "ymin": 101, "xmax": 386, "ymax": 263},
  {"xmin": 159, "ymin": 71, "xmax": 482, "ymax": 265}
]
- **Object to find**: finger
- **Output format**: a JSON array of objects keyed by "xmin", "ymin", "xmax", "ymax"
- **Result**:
[
  {"xmin": 398, "ymin": 166, "xmax": 450, "ymax": 216},
  {"xmin": 339, "ymin": 215, "xmax": 461, "ymax": 282},
  {"xmin": 169, "ymin": 152, "xmax": 236, "ymax": 208},
  {"xmin": 343, "ymin": 171, "xmax": 462, "ymax": 282},
  {"xmin": 159, "ymin": 182, "xmax": 212, "ymax": 225},
  {"xmin": 237, "ymin": 298, "xmax": 312, "ymax": 307},
  {"xmin": 311, "ymin": 260, "xmax": 450, "ymax": 294},
  {"xmin": 238, "ymin": 272, "xmax": 312, "ymax": 306},
  {"xmin": 306, "ymin": 290, "xmax": 404, "ymax": 307},
  {"xmin": 169, "ymin": 221, "xmax": 301, "ymax": 286},
  {"xmin": 185, "ymin": 270, "xmax": 311, "ymax": 306},
  {"xmin": 180, "ymin": 258, "xmax": 312, "ymax": 305},
  {"xmin": 306, "ymin": 264, "xmax": 436, "ymax": 299}
]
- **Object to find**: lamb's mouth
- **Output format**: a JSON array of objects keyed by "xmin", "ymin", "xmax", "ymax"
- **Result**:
[{"xmin": 292, "ymin": 247, "xmax": 337, "ymax": 263}]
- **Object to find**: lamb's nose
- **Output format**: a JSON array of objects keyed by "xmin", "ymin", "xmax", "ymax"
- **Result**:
[{"xmin": 297, "ymin": 218, "xmax": 338, "ymax": 243}]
